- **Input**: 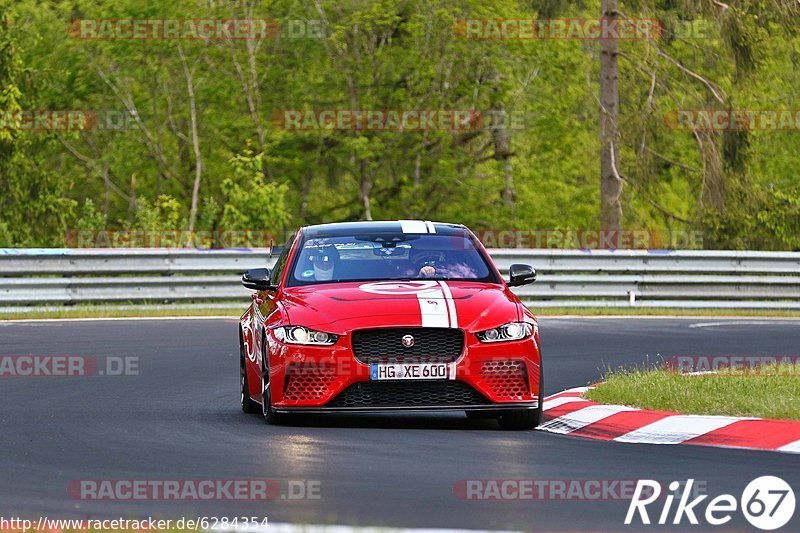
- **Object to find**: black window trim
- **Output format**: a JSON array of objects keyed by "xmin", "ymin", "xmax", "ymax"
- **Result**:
[{"xmin": 270, "ymin": 234, "xmax": 295, "ymax": 287}]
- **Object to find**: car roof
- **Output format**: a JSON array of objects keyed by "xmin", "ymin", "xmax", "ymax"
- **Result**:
[{"xmin": 301, "ymin": 220, "xmax": 466, "ymax": 238}]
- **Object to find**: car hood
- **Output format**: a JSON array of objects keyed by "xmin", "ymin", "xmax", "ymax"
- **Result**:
[{"xmin": 280, "ymin": 280, "xmax": 520, "ymax": 333}]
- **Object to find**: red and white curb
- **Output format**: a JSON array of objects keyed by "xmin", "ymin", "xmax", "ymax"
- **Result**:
[{"xmin": 540, "ymin": 387, "xmax": 800, "ymax": 454}]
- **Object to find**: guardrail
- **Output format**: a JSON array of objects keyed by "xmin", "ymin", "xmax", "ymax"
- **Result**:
[{"xmin": 1, "ymin": 248, "xmax": 799, "ymax": 309}]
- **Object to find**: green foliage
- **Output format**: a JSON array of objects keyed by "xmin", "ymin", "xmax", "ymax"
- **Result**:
[
  {"xmin": 220, "ymin": 148, "xmax": 291, "ymax": 243},
  {"xmin": 0, "ymin": 0, "xmax": 798, "ymax": 249},
  {"xmin": 74, "ymin": 199, "xmax": 106, "ymax": 232},
  {"xmin": 757, "ymin": 189, "xmax": 800, "ymax": 250},
  {"xmin": 131, "ymin": 195, "xmax": 183, "ymax": 231},
  {"xmin": 0, "ymin": 11, "xmax": 74, "ymax": 246},
  {"xmin": 0, "ymin": 222, "xmax": 12, "ymax": 247}
]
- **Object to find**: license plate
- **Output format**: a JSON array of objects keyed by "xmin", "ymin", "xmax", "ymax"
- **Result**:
[{"xmin": 370, "ymin": 363, "xmax": 454, "ymax": 381}]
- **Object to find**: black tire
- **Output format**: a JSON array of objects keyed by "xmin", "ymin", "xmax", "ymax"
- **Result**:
[
  {"xmin": 240, "ymin": 332, "xmax": 260, "ymax": 414},
  {"xmin": 497, "ymin": 408, "xmax": 541, "ymax": 430},
  {"xmin": 466, "ymin": 410, "xmax": 496, "ymax": 420},
  {"xmin": 497, "ymin": 364, "xmax": 544, "ymax": 430},
  {"xmin": 261, "ymin": 360, "xmax": 286, "ymax": 425},
  {"xmin": 241, "ymin": 360, "xmax": 260, "ymax": 414}
]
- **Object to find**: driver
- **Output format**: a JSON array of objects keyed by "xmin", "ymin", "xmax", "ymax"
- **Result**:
[
  {"xmin": 408, "ymin": 250, "xmax": 446, "ymax": 278},
  {"xmin": 306, "ymin": 245, "xmax": 340, "ymax": 281}
]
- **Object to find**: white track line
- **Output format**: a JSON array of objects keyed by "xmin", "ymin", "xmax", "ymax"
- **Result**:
[{"xmin": 688, "ymin": 321, "xmax": 800, "ymax": 328}]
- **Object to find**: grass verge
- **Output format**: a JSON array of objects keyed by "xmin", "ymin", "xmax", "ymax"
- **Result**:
[
  {"xmin": 532, "ymin": 307, "xmax": 800, "ymax": 317},
  {"xmin": 585, "ymin": 364, "xmax": 800, "ymax": 421}
]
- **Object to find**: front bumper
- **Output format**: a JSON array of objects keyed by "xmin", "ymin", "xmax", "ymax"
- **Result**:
[{"xmin": 267, "ymin": 328, "xmax": 541, "ymax": 409}]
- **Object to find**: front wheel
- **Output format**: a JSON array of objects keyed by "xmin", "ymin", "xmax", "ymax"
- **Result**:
[
  {"xmin": 261, "ymin": 368, "xmax": 286, "ymax": 425},
  {"xmin": 241, "ymin": 355, "xmax": 260, "ymax": 414},
  {"xmin": 466, "ymin": 410, "xmax": 497, "ymax": 420},
  {"xmin": 498, "ymin": 367, "xmax": 544, "ymax": 430}
]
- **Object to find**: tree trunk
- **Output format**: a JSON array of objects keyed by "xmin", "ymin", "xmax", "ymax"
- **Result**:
[
  {"xmin": 359, "ymin": 159, "xmax": 372, "ymax": 221},
  {"xmin": 492, "ymin": 112, "xmax": 515, "ymax": 206},
  {"xmin": 488, "ymin": 70, "xmax": 515, "ymax": 207},
  {"xmin": 600, "ymin": 0, "xmax": 622, "ymax": 230},
  {"xmin": 179, "ymin": 45, "xmax": 203, "ymax": 233}
]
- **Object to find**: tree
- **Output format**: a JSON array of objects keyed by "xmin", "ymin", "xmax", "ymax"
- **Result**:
[{"xmin": 599, "ymin": 0, "xmax": 622, "ymax": 231}]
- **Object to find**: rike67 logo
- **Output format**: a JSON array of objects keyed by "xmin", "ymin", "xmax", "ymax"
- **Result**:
[{"xmin": 626, "ymin": 477, "xmax": 795, "ymax": 530}]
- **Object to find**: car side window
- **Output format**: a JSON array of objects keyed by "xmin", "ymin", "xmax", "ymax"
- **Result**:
[{"xmin": 270, "ymin": 236, "xmax": 294, "ymax": 287}]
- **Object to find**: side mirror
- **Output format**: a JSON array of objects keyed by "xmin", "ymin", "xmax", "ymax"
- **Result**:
[
  {"xmin": 242, "ymin": 268, "xmax": 276, "ymax": 291},
  {"xmin": 508, "ymin": 264, "xmax": 536, "ymax": 287}
]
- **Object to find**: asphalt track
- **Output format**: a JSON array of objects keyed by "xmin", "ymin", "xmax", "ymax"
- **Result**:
[{"xmin": 1, "ymin": 317, "xmax": 799, "ymax": 531}]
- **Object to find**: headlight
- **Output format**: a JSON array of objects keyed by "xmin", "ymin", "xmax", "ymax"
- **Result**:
[
  {"xmin": 476, "ymin": 322, "xmax": 533, "ymax": 343},
  {"xmin": 272, "ymin": 326, "xmax": 338, "ymax": 346}
]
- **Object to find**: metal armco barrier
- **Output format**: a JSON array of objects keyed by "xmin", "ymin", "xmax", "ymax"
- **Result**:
[{"xmin": 1, "ymin": 248, "xmax": 799, "ymax": 309}]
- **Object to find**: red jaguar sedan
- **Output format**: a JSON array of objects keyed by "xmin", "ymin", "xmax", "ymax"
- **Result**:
[{"xmin": 238, "ymin": 221, "xmax": 542, "ymax": 429}]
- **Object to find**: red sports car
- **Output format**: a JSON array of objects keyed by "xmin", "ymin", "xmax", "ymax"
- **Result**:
[{"xmin": 238, "ymin": 221, "xmax": 542, "ymax": 429}]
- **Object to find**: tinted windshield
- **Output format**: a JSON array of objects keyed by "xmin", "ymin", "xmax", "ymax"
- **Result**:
[{"xmin": 287, "ymin": 231, "xmax": 497, "ymax": 286}]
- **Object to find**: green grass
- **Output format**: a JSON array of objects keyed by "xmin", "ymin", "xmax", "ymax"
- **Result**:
[
  {"xmin": 532, "ymin": 307, "xmax": 800, "ymax": 317},
  {"xmin": 586, "ymin": 364, "xmax": 800, "ymax": 421}
]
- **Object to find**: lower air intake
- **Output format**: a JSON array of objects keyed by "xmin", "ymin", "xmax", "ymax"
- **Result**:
[
  {"xmin": 283, "ymin": 364, "xmax": 337, "ymax": 401},
  {"xmin": 328, "ymin": 380, "xmax": 488, "ymax": 408}
]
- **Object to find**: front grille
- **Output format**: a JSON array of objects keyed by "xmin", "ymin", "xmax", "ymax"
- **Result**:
[
  {"xmin": 352, "ymin": 327, "xmax": 464, "ymax": 364},
  {"xmin": 328, "ymin": 381, "xmax": 488, "ymax": 408}
]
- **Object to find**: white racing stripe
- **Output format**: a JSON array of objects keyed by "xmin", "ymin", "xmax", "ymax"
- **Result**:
[
  {"xmin": 416, "ymin": 282, "xmax": 458, "ymax": 329},
  {"xmin": 417, "ymin": 285, "xmax": 449, "ymax": 328},
  {"xmin": 614, "ymin": 415, "xmax": 741, "ymax": 444},
  {"xmin": 398, "ymin": 219, "xmax": 437, "ymax": 233},
  {"xmin": 437, "ymin": 281, "xmax": 458, "ymax": 328},
  {"xmin": 399, "ymin": 220, "xmax": 429, "ymax": 234}
]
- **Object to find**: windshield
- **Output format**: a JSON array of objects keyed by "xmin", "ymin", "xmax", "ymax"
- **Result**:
[{"xmin": 287, "ymin": 231, "xmax": 497, "ymax": 286}]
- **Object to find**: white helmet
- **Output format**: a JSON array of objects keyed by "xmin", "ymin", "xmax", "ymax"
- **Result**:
[{"xmin": 311, "ymin": 246, "xmax": 338, "ymax": 281}]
